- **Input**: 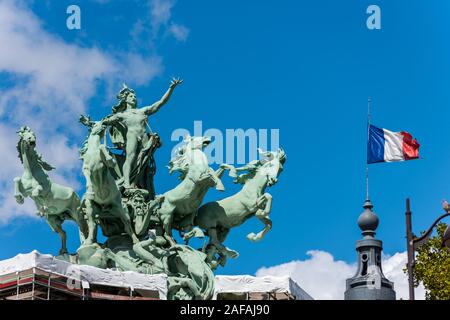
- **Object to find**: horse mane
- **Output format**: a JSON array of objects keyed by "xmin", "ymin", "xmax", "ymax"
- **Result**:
[
  {"xmin": 16, "ymin": 139, "xmax": 23, "ymax": 163},
  {"xmin": 36, "ymin": 154, "xmax": 55, "ymax": 171},
  {"xmin": 16, "ymin": 126, "xmax": 32, "ymax": 163},
  {"xmin": 79, "ymin": 136, "xmax": 89, "ymax": 158},
  {"xmin": 167, "ymin": 144, "xmax": 189, "ymax": 180},
  {"xmin": 233, "ymin": 149, "xmax": 287, "ymax": 184},
  {"xmin": 79, "ymin": 115, "xmax": 96, "ymax": 158},
  {"xmin": 79, "ymin": 128, "xmax": 104, "ymax": 158},
  {"xmin": 16, "ymin": 136, "xmax": 54, "ymax": 171}
]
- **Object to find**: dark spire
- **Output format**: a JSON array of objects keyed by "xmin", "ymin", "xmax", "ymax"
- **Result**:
[{"xmin": 344, "ymin": 199, "xmax": 396, "ymax": 300}]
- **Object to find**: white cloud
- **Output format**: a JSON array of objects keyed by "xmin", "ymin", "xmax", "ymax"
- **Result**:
[
  {"xmin": 120, "ymin": 53, "xmax": 163, "ymax": 86},
  {"xmin": 150, "ymin": 0, "xmax": 176, "ymax": 32},
  {"xmin": 256, "ymin": 250, "xmax": 426, "ymax": 300},
  {"xmin": 256, "ymin": 250, "xmax": 355, "ymax": 300},
  {"xmin": 0, "ymin": 0, "xmax": 174, "ymax": 223},
  {"xmin": 133, "ymin": 0, "xmax": 189, "ymax": 43},
  {"xmin": 169, "ymin": 23, "xmax": 190, "ymax": 42},
  {"xmin": 381, "ymin": 252, "xmax": 426, "ymax": 300}
]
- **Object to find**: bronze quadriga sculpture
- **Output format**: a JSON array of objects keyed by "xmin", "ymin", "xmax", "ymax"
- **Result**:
[{"xmin": 13, "ymin": 78, "xmax": 286, "ymax": 300}]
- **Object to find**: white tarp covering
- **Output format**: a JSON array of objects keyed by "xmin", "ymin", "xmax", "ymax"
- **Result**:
[
  {"xmin": 0, "ymin": 251, "xmax": 168, "ymax": 299},
  {"xmin": 214, "ymin": 275, "xmax": 313, "ymax": 300}
]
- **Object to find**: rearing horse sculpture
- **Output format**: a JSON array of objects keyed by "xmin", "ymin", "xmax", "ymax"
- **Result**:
[
  {"xmin": 13, "ymin": 126, "xmax": 88, "ymax": 254},
  {"xmin": 194, "ymin": 148, "xmax": 286, "ymax": 268},
  {"xmin": 79, "ymin": 116, "xmax": 139, "ymax": 245},
  {"xmin": 152, "ymin": 135, "xmax": 226, "ymax": 247}
]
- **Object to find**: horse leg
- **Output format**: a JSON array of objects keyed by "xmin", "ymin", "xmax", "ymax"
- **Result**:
[
  {"xmin": 117, "ymin": 203, "xmax": 139, "ymax": 244},
  {"xmin": 204, "ymin": 245, "xmax": 227, "ymax": 269},
  {"xmin": 154, "ymin": 225, "xmax": 169, "ymax": 247},
  {"xmin": 68, "ymin": 194, "xmax": 88, "ymax": 244},
  {"xmin": 208, "ymin": 168, "xmax": 224, "ymax": 191},
  {"xmin": 247, "ymin": 193, "xmax": 273, "ymax": 242},
  {"xmin": 216, "ymin": 163, "xmax": 240, "ymax": 178},
  {"xmin": 84, "ymin": 199, "xmax": 98, "ymax": 245},
  {"xmin": 217, "ymin": 227, "xmax": 230, "ymax": 243},
  {"xmin": 216, "ymin": 227, "xmax": 238, "ymax": 260},
  {"xmin": 47, "ymin": 216, "xmax": 67, "ymax": 255},
  {"xmin": 216, "ymin": 228, "xmax": 233, "ymax": 266},
  {"xmin": 215, "ymin": 167, "xmax": 225, "ymax": 179},
  {"xmin": 250, "ymin": 214, "xmax": 272, "ymax": 242},
  {"xmin": 31, "ymin": 184, "xmax": 43, "ymax": 198},
  {"xmin": 178, "ymin": 213, "xmax": 203, "ymax": 242},
  {"xmin": 182, "ymin": 226, "xmax": 205, "ymax": 242},
  {"xmin": 202, "ymin": 244, "xmax": 219, "ymax": 270},
  {"xmin": 13, "ymin": 177, "xmax": 25, "ymax": 204},
  {"xmin": 220, "ymin": 164, "xmax": 237, "ymax": 177},
  {"xmin": 203, "ymin": 236, "xmax": 228, "ymax": 269},
  {"xmin": 208, "ymin": 227, "xmax": 238, "ymax": 259},
  {"xmin": 159, "ymin": 202, "xmax": 177, "ymax": 247},
  {"xmin": 75, "ymin": 210, "xmax": 88, "ymax": 244}
]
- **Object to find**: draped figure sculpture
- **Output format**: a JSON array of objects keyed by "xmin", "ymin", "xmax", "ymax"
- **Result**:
[{"xmin": 103, "ymin": 78, "xmax": 182, "ymax": 195}]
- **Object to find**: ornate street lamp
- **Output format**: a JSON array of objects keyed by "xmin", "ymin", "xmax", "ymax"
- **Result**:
[{"xmin": 405, "ymin": 198, "xmax": 450, "ymax": 300}]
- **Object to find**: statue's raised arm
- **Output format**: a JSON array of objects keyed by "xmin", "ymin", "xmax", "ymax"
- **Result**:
[{"xmin": 142, "ymin": 77, "xmax": 183, "ymax": 116}]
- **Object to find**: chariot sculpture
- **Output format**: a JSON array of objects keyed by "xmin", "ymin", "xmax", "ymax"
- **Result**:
[{"xmin": 13, "ymin": 78, "xmax": 286, "ymax": 300}]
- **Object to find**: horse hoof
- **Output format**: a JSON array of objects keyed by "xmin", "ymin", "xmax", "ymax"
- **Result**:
[
  {"xmin": 246, "ymin": 233, "xmax": 258, "ymax": 242},
  {"xmin": 31, "ymin": 189, "xmax": 41, "ymax": 197},
  {"xmin": 223, "ymin": 247, "xmax": 239, "ymax": 259},
  {"xmin": 15, "ymin": 196, "xmax": 24, "ymax": 204}
]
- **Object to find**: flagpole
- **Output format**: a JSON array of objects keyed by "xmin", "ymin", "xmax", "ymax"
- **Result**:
[{"xmin": 366, "ymin": 97, "xmax": 371, "ymax": 200}]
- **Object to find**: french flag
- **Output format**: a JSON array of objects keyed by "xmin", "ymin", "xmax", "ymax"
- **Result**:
[{"xmin": 367, "ymin": 125, "xmax": 420, "ymax": 164}]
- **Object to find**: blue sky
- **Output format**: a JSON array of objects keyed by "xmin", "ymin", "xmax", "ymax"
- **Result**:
[{"xmin": 0, "ymin": 0, "xmax": 449, "ymax": 297}]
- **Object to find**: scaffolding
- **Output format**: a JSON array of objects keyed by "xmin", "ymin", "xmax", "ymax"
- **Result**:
[
  {"xmin": 216, "ymin": 291, "xmax": 297, "ymax": 300},
  {"xmin": 0, "ymin": 267, "xmax": 160, "ymax": 300},
  {"xmin": 213, "ymin": 275, "xmax": 314, "ymax": 300}
]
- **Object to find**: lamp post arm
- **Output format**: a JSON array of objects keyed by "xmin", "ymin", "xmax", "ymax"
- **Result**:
[{"xmin": 412, "ymin": 212, "xmax": 450, "ymax": 249}]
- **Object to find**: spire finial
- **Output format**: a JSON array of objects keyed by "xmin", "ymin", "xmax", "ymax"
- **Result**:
[{"xmin": 358, "ymin": 198, "xmax": 379, "ymax": 238}]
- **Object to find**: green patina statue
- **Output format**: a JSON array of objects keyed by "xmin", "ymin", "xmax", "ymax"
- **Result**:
[
  {"xmin": 78, "ymin": 116, "xmax": 139, "ymax": 245},
  {"xmin": 103, "ymin": 78, "xmax": 182, "ymax": 193},
  {"xmin": 152, "ymin": 135, "xmax": 226, "ymax": 246},
  {"xmin": 13, "ymin": 78, "xmax": 286, "ymax": 300},
  {"xmin": 14, "ymin": 126, "xmax": 88, "ymax": 255},
  {"xmin": 194, "ymin": 149, "xmax": 286, "ymax": 269}
]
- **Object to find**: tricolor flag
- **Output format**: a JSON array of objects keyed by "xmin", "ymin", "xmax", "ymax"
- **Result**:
[{"xmin": 367, "ymin": 125, "xmax": 420, "ymax": 164}]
